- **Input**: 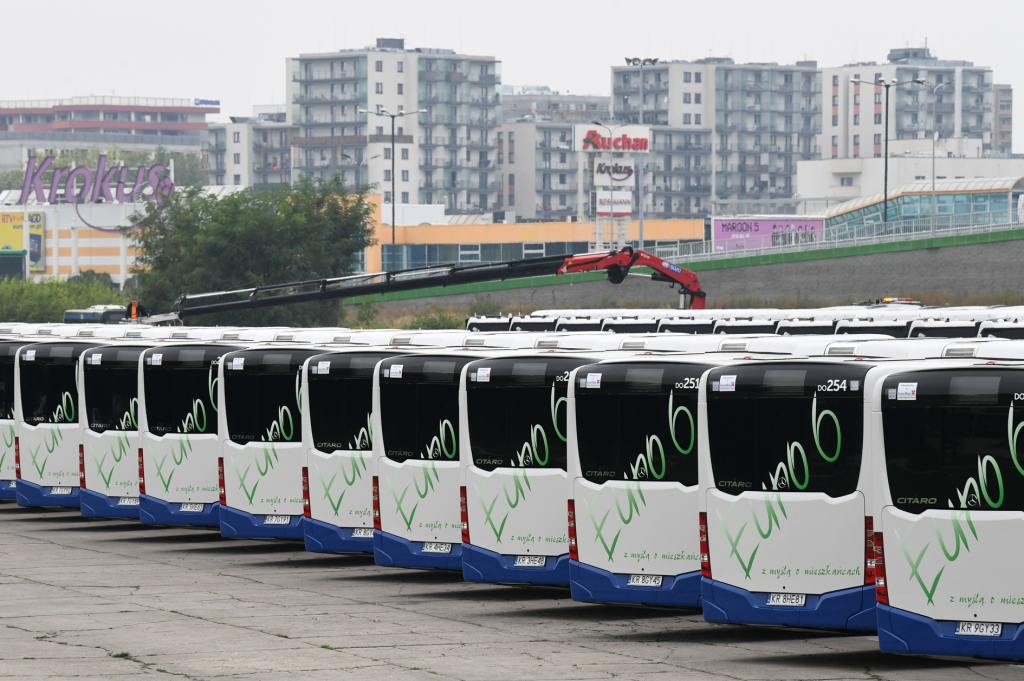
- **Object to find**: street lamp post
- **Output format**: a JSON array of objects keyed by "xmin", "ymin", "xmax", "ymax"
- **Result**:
[
  {"xmin": 590, "ymin": 120, "xmax": 632, "ymax": 249},
  {"xmin": 625, "ymin": 57, "xmax": 658, "ymax": 249},
  {"xmin": 359, "ymin": 107, "xmax": 428, "ymax": 271},
  {"xmin": 850, "ymin": 77, "xmax": 923, "ymax": 233},
  {"xmin": 924, "ymin": 81, "xmax": 954, "ymax": 235}
]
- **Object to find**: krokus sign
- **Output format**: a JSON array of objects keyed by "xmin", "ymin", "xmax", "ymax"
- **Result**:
[{"xmin": 18, "ymin": 154, "xmax": 176, "ymax": 205}]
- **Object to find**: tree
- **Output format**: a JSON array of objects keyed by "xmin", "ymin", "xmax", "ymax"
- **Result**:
[
  {"xmin": 152, "ymin": 146, "xmax": 208, "ymax": 189},
  {"xmin": 0, "ymin": 278, "xmax": 126, "ymax": 323},
  {"xmin": 0, "ymin": 169, "xmax": 23, "ymax": 191},
  {"xmin": 128, "ymin": 175, "xmax": 375, "ymax": 326}
]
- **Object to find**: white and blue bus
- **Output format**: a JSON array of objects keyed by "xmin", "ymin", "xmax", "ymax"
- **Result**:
[
  {"xmin": 138, "ymin": 343, "xmax": 242, "ymax": 527},
  {"xmin": 0, "ymin": 340, "xmax": 32, "ymax": 499},
  {"xmin": 871, "ymin": 342, "xmax": 1024, "ymax": 659},
  {"xmin": 15, "ymin": 341, "xmax": 103, "ymax": 507}
]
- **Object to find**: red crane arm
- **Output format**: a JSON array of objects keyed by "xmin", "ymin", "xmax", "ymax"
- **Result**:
[{"xmin": 556, "ymin": 247, "xmax": 707, "ymax": 309}]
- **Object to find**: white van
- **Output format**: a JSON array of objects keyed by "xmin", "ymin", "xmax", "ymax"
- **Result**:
[
  {"xmin": 871, "ymin": 341, "xmax": 1024, "ymax": 659},
  {"xmin": 138, "ymin": 343, "xmax": 242, "ymax": 527},
  {"xmin": 14, "ymin": 341, "xmax": 103, "ymax": 507}
]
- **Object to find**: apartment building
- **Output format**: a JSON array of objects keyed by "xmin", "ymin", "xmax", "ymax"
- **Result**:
[
  {"xmin": 286, "ymin": 38, "xmax": 502, "ymax": 214},
  {"xmin": 610, "ymin": 58, "xmax": 822, "ymax": 217},
  {"xmin": 994, "ymin": 85, "xmax": 1013, "ymax": 154},
  {"xmin": 207, "ymin": 107, "xmax": 293, "ymax": 189},
  {"xmin": 821, "ymin": 47, "xmax": 999, "ymax": 161},
  {"xmin": 0, "ymin": 96, "xmax": 217, "ymax": 172},
  {"xmin": 501, "ymin": 86, "xmax": 610, "ymax": 123},
  {"xmin": 499, "ymin": 121, "xmax": 587, "ymax": 221}
]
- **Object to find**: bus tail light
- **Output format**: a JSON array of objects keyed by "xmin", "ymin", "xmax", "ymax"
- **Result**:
[
  {"xmin": 137, "ymin": 448, "xmax": 145, "ymax": 495},
  {"xmin": 372, "ymin": 476, "xmax": 381, "ymax": 530},
  {"xmin": 301, "ymin": 467, "xmax": 311, "ymax": 518},
  {"xmin": 864, "ymin": 516, "xmax": 875, "ymax": 585},
  {"xmin": 459, "ymin": 486, "xmax": 470, "ymax": 544},
  {"xmin": 218, "ymin": 457, "xmax": 226, "ymax": 506},
  {"xmin": 567, "ymin": 499, "xmax": 578, "ymax": 561},
  {"xmin": 699, "ymin": 512, "xmax": 712, "ymax": 578},
  {"xmin": 79, "ymin": 445, "xmax": 86, "ymax": 488},
  {"xmin": 14, "ymin": 437, "xmax": 20, "ymax": 479},
  {"xmin": 874, "ymin": 531, "xmax": 888, "ymax": 605}
]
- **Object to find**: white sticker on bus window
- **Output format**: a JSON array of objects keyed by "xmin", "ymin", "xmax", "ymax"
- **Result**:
[
  {"xmin": 91, "ymin": 353, "xmax": 102, "ymax": 365},
  {"xmin": 390, "ymin": 365, "xmax": 403, "ymax": 378},
  {"xmin": 720, "ymin": 375, "xmax": 737, "ymax": 392},
  {"xmin": 850, "ymin": 380, "xmax": 859, "ymax": 391},
  {"xmin": 232, "ymin": 357, "xmax": 244, "ymax": 370},
  {"xmin": 586, "ymin": 373, "xmax": 602, "ymax": 389},
  {"xmin": 24, "ymin": 350, "xmax": 35, "ymax": 361},
  {"xmin": 317, "ymin": 361, "xmax": 330, "ymax": 375},
  {"xmin": 151, "ymin": 353, "xmax": 162, "ymax": 366},
  {"xmin": 477, "ymin": 367, "xmax": 491, "ymax": 382},
  {"xmin": 888, "ymin": 388, "xmax": 897, "ymax": 400},
  {"xmin": 897, "ymin": 382, "xmax": 917, "ymax": 400}
]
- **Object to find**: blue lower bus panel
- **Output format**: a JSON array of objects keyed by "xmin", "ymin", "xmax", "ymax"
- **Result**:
[
  {"xmin": 79, "ymin": 488, "xmax": 140, "ymax": 519},
  {"xmin": 701, "ymin": 578, "xmax": 877, "ymax": 630},
  {"xmin": 219, "ymin": 505, "xmax": 304, "ymax": 540},
  {"xmin": 303, "ymin": 517, "xmax": 374, "ymax": 554},
  {"xmin": 463, "ymin": 543, "xmax": 569, "ymax": 585},
  {"xmin": 139, "ymin": 495, "xmax": 221, "ymax": 527},
  {"xmin": 0, "ymin": 479, "xmax": 17, "ymax": 500},
  {"xmin": 15, "ymin": 479, "xmax": 81, "ymax": 508},
  {"xmin": 878, "ymin": 604, "xmax": 1024, "ymax": 660},
  {"xmin": 570, "ymin": 560, "xmax": 701, "ymax": 607},
  {"xmin": 373, "ymin": 529, "xmax": 463, "ymax": 570}
]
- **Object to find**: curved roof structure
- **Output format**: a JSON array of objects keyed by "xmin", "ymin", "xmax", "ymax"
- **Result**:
[{"xmin": 825, "ymin": 177, "xmax": 1024, "ymax": 218}]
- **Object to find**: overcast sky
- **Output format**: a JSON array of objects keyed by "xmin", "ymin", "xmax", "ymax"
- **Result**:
[{"xmin": 6, "ymin": 0, "xmax": 1021, "ymax": 151}]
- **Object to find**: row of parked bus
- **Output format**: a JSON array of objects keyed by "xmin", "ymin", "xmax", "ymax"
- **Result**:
[{"xmin": 2, "ymin": 311, "xmax": 1024, "ymax": 661}]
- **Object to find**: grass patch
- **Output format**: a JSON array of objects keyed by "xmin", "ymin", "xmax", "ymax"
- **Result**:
[{"xmin": 112, "ymin": 652, "xmax": 133, "ymax": 659}]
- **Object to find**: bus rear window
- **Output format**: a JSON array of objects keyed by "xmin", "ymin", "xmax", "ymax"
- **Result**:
[
  {"xmin": 19, "ymin": 344, "xmax": 94, "ymax": 425},
  {"xmin": 706, "ymin": 364, "xmax": 869, "ymax": 497},
  {"xmin": 379, "ymin": 356, "xmax": 472, "ymax": 462},
  {"xmin": 224, "ymin": 350, "xmax": 321, "ymax": 444},
  {"xmin": 466, "ymin": 357, "xmax": 588, "ymax": 471},
  {"xmin": 143, "ymin": 346, "xmax": 238, "ymax": 436},
  {"xmin": 575, "ymin": 363, "xmax": 705, "ymax": 485},
  {"xmin": 882, "ymin": 369, "xmax": 1024, "ymax": 513},
  {"xmin": 308, "ymin": 352, "xmax": 393, "ymax": 452}
]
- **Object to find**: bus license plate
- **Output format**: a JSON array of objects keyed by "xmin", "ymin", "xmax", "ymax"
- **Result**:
[
  {"xmin": 422, "ymin": 542, "xmax": 451, "ymax": 554},
  {"xmin": 627, "ymin": 574, "xmax": 663, "ymax": 587},
  {"xmin": 352, "ymin": 528, "xmax": 373, "ymax": 538},
  {"xmin": 117, "ymin": 497, "xmax": 140, "ymax": 506},
  {"xmin": 179, "ymin": 503, "xmax": 204, "ymax": 513},
  {"xmin": 956, "ymin": 621, "xmax": 1002, "ymax": 637},
  {"xmin": 514, "ymin": 555, "xmax": 547, "ymax": 567},
  {"xmin": 50, "ymin": 487, "xmax": 73, "ymax": 495},
  {"xmin": 264, "ymin": 515, "xmax": 291, "ymax": 525},
  {"xmin": 767, "ymin": 592, "xmax": 806, "ymax": 606}
]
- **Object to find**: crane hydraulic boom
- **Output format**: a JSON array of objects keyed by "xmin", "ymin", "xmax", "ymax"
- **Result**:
[{"xmin": 164, "ymin": 247, "xmax": 706, "ymax": 321}]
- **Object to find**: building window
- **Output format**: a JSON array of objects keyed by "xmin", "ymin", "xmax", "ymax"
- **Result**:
[
  {"xmin": 509, "ymin": 194, "xmax": 514, "ymax": 206},
  {"xmin": 401, "ymin": 148, "xmax": 409, "ymax": 159},
  {"xmin": 401, "ymin": 170, "xmax": 409, "ymax": 181},
  {"xmin": 384, "ymin": 170, "xmax": 392, "ymax": 181},
  {"xmin": 694, "ymin": 114, "xmax": 701, "ymax": 125},
  {"xmin": 384, "ymin": 191, "xmax": 392, "ymax": 202},
  {"xmin": 397, "ymin": 84, "xmax": 403, "ymax": 95},
  {"xmin": 840, "ymin": 177, "xmax": 853, "ymax": 186},
  {"xmin": 695, "ymin": 93, "xmax": 701, "ymax": 104},
  {"xmin": 508, "ymin": 174, "xmax": 514, "ymax": 185},
  {"xmin": 508, "ymin": 132, "xmax": 514, "ymax": 143},
  {"xmin": 832, "ymin": 75, "xmax": 839, "ymax": 86},
  {"xmin": 683, "ymin": 114, "xmax": 691, "ymax": 124},
  {"xmin": 401, "ymin": 191, "xmax": 409, "ymax": 203},
  {"xmin": 375, "ymin": 60, "xmax": 383, "ymax": 72},
  {"xmin": 853, "ymin": 94, "xmax": 860, "ymax": 105},
  {"xmin": 233, "ymin": 153, "xmax": 240, "ymax": 164},
  {"xmin": 683, "ymin": 93, "xmax": 691, "ymax": 103},
  {"xmin": 694, "ymin": 72, "xmax": 701, "ymax": 83},
  {"xmin": 831, "ymin": 135, "xmax": 838, "ymax": 146},
  {"xmin": 559, "ymin": 173, "xmax": 566, "ymax": 185},
  {"xmin": 874, "ymin": 113, "xmax": 882, "ymax": 124},
  {"xmin": 509, "ymin": 153, "xmax": 514, "ymax": 163},
  {"xmin": 375, "ymin": 83, "xmax": 383, "ymax": 94},
  {"xmin": 559, "ymin": 194, "xmax": 567, "ymax": 206},
  {"xmin": 832, "ymin": 115, "xmax": 838, "ymax": 126},
  {"xmin": 384, "ymin": 148, "xmax": 392, "ymax": 159},
  {"xmin": 873, "ymin": 134, "xmax": 882, "ymax": 144},
  {"xmin": 853, "ymin": 114, "xmax": 860, "ymax": 125},
  {"xmin": 832, "ymin": 95, "xmax": 838, "ymax": 106},
  {"xmin": 683, "ymin": 72, "xmax": 691, "ymax": 83},
  {"xmin": 397, "ymin": 61, "xmax": 403, "ymax": 72},
  {"xmin": 232, "ymin": 132, "xmax": 240, "ymax": 143},
  {"xmin": 233, "ymin": 174, "xmax": 241, "ymax": 185}
]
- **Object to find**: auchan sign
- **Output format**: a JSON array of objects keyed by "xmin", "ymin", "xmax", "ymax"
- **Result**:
[{"xmin": 573, "ymin": 125, "xmax": 650, "ymax": 153}]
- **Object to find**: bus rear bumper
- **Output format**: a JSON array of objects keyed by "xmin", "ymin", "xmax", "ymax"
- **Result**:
[
  {"xmin": 79, "ymin": 489, "xmax": 140, "ymax": 519},
  {"xmin": 16, "ymin": 479, "xmax": 80, "ymax": 508},
  {"xmin": 373, "ymin": 530, "xmax": 463, "ymax": 570},
  {"xmin": 462, "ymin": 543, "xmax": 569, "ymax": 585},
  {"xmin": 570, "ymin": 560, "xmax": 701, "ymax": 607},
  {"xmin": 0, "ymin": 479, "xmax": 17, "ymax": 500},
  {"xmin": 139, "ymin": 495, "xmax": 220, "ymax": 527},
  {"xmin": 878, "ymin": 604, "xmax": 1024, "ymax": 660},
  {"xmin": 701, "ymin": 578, "xmax": 877, "ymax": 630},
  {"xmin": 303, "ymin": 517, "xmax": 374, "ymax": 554},
  {"xmin": 219, "ymin": 505, "xmax": 303, "ymax": 540}
]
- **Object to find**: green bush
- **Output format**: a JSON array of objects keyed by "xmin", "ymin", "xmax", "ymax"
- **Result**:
[
  {"xmin": 405, "ymin": 306, "xmax": 463, "ymax": 330},
  {"xmin": 0, "ymin": 278, "xmax": 126, "ymax": 323}
]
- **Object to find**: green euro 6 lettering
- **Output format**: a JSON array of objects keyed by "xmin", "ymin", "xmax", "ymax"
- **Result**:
[
  {"xmin": 668, "ymin": 389, "xmax": 694, "ymax": 455},
  {"xmin": 424, "ymin": 419, "xmax": 456, "ymax": 459},
  {"xmin": 208, "ymin": 366, "xmax": 219, "ymax": 413},
  {"xmin": 811, "ymin": 393, "xmax": 840, "ymax": 462},
  {"xmin": 786, "ymin": 441, "xmax": 809, "ymax": 490},
  {"xmin": 52, "ymin": 391, "xmax": 75, "ymax": 424},
  {"xmin": 514, "ymin": 424, "xmax": 548, "ymax": 467},
  {"xmin": 349, "ymin": 413, "xmax": 372, "ymax": 450},
  {"xmin": 1008, "ymin": 402, "xmax": 1024, "ymax": 477},
  {"xmin": 180, "ymin": 399, "xmax": 207, "ymax": 434},
  {"xmin": 550, "ymin": 384, "xmax": 567, "ymax": 442}
]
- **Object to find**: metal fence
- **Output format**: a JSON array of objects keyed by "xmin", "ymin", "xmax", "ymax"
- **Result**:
[{"xmin": 650, "ymin": 212, "xmax": 1024, "ymax": 264}]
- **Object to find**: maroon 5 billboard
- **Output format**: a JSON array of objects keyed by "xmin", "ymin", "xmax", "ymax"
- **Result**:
[
  {"xmin": 17, "ymin": 154, "xmax": 176, "ymax": 205},
  {"xmin": 712, "ymin": 217, "xmax": 824, "ymax": 252}
]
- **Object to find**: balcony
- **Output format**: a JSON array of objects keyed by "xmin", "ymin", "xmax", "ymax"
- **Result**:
[
  {"xmin": 418, "ymin": 70, "xmax": 467, "ymax": 84},
  {"xmin": 293, "ymin": 68, "xmax": 366, "ymax": 82},
  {"xmin": 799, "ymin": 125, "xmax": 821, "ymax": 135},
  {"xmin": 462, "ymin": 136, "xmax": 497, "ymax": 149},
  {"xmin": 466, "ymin": 117, "xmax": 498, "ymax": 128},
  {"xmin": 419, "ymin": 136, "xmax": 446, "ymax": 147},
  {"xmin": 961, "ymin": 82, "xmax": 993, "ymax": 92},
  {"xmin": 652, "ymin": 142, "xmax": 712, "ymax": 153},
  {"xmin": 292, "ymin": 135, "xmax": 368, "ymax": 147},
  {"xmin": 964, "ymin": 103, "xmax": 992, "ymax": 112},
  {"xmin": 737, "ymin": 164, "xmax": 769, "ymax": 173},
  {"xmin": 536, "ymin": 160, "xmax": 578, "ymax": 170},
  {"xmin": 467, "ymin": 181, "xmax": 502, "ymax": 190},
  {"xmin": 467, "ymin": 73, "xmax": 500, "ymax": 84},
  {"xmin": 539, "ymin": 181, "xmax": 579, "ymax": 192},
  {"xmin": 537, "ymin": 205, "xmax": 577, "ymax": 214},
  {"xmin": 253, "ymin": 163, "xmax": 289, "ymax": 173},
  {"xmin": 536, "ymin": 140, "xmax": 573, "ymax": 150},
  {"xmin": 961, "ymin": 124, "xmax": 992, "ymax": 134},
  {"xmin": 367, "ymin": 134, "xmax": 415, "ymax": 144},
  {"xmin": 292, "ymin": 92, "xmax": 363, "ymax": 105},
  {"xmin": 934, "ymin": 102, "xmax": 955, "ymax": 113},
  {"xmin": 419, "ymin": 158, "xmax": 455, "ymax": 169}
]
